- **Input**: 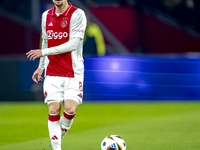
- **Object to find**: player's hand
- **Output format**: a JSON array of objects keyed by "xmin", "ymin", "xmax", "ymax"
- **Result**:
[
  {"xmin": 32, "ymin": 68, "xmax": 44, "ymax": 83},
  {"xmin": 26, "ymin": 49, "xmax": 43, "ymax": 61}
]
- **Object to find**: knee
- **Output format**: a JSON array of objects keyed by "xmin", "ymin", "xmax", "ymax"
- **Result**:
[
  {"xmin": 64, "ymin": 105, "xmax": 76, "ymax": 114},
  {"xmin": 49, "ymin": 107, "xmax": 60, "ymax": 114},
  {"xmin": 48, "ymin": 103, "xmax": 61, "ymax": 115},
  {"xmin": 64, "ymin": 100, "xmax": 78, "ymax": 114}
]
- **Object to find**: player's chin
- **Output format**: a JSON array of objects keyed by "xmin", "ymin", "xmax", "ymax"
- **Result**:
[{"xmin": 54, "ymin": 0, "xmax": 62, "ymax": 5}]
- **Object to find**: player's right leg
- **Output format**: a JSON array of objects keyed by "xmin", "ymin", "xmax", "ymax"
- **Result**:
[
  {"xmin": 44, "ymin": 76, "xmax": 64, "ymax": 150},
  {"xmin": 48, "ymin": 102, "xmax": 62, "ymax": 150}
]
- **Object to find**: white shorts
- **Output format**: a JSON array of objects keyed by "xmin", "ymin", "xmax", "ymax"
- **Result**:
[{"xmin": 43, "ymin": 75, "xmax": 83, "ymax": 105}]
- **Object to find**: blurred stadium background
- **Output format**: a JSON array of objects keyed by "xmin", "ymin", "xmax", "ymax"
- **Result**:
[
  {"xmin": 0, "ymin": 0, "xmax": 200, "ymax": 101},
  {"xmin": 1, "ymin": 0, "xmax": 200, "ymax": 149}
]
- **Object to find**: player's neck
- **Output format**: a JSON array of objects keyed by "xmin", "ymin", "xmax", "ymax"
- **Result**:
[{"xmin": 55, "ymin": 3, "xmax": 69, "ymax": 14}]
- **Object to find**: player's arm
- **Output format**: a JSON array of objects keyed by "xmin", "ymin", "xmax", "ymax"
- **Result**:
[
  {"xmin": 38, "ymin": 37, "xmax": 47, "ymax": 69},
  {"xmin": 26, "ymin": 37, "xmax": 80, "ymax": 60},
  {"xmin": 31, "ymin": 37, "xmax": 48, "ymax": 83},
  {"xmin": 43, "ymin": 37, "xmax": 81, "ymax": 56},
  {"xmin": 29, "ymin": 11, "xmax": 48, "ymax": 83}
]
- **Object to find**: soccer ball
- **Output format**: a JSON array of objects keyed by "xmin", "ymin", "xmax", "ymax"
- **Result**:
[{"xmin": 101, "ymin": 135, "xmax": 126, "ymax": 150}]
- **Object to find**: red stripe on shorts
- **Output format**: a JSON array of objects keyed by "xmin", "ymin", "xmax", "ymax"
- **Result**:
[
  {"xmin": 63, "ymin": 112, "xmax": 75, "ymax": 120},
  {"xmin": 48, "ymin": 114, "xmax": 60, "ymax": 122}
]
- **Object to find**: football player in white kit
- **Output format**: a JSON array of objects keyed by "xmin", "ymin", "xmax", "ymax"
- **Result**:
[{"xmin": 26, "ymin": 0, "xmax": 87, "ymax": 150}]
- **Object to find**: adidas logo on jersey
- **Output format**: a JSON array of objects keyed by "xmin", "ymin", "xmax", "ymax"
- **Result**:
[{"xmin": 48, "ymin": 22, "xmax": 53, "ymax": 26}]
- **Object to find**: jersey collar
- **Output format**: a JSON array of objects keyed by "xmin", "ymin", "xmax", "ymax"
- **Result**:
[{"xmin": 52, "ymin": 3, "xmax": 72, "ymax": 17}]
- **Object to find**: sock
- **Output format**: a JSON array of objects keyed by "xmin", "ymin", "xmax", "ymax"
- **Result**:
[
  {"xmin": 48, "ymin": 114, "xmax": 61, "ymax": 149},
  {"xmin": 60, "ymin": 111, "xmax": 75, "ymax": 139}
]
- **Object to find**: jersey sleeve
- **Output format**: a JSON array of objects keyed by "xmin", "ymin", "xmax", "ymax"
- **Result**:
[
  {"xmin": 38, "ymin": 11, "xmax": 48, "ymax": 69},
  {"xmin": 42, "ymin": 37, "xmax": 80, "ymax": 56},
  {"xmin": 70, "ymin": 9, "xmax": 87, "ymax": 39},
  {"xmin": 41, "ymin": 11, "xmax": 48, "ymax": 40}
]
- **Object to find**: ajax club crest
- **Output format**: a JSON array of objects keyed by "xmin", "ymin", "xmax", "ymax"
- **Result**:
[{"xmin": 61, "ymin": 20, "xmax": 68, "ymax": 28}]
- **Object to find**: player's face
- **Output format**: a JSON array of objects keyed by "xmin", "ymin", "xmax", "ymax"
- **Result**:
[{"xmin": 52, "ymin": 0, "xmax": 67, "ymax": 7}]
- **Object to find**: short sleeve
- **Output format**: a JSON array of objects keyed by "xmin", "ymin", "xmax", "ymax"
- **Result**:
[{"xmin": 70, "ymin": 9, "xmax": 87, "ymax": 39}]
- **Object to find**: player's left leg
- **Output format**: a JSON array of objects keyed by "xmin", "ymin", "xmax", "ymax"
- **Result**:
[
  {"xmin": 60, "ymin": 99, "xmax": 78, "ymax": 139},
  {"xmin": 60, "ymin": 75, "xmax": 83, "ymax": 139}
]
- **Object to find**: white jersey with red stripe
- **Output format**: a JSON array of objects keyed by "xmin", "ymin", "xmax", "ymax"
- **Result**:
[{"xmin": 38, "ymin": 3, "xmax": 87, "ymax": 78}]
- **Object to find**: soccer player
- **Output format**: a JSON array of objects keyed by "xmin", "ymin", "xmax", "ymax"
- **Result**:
[{"xmin": 26, "ymin": 0, "xmax": 87, "ymax": 150}]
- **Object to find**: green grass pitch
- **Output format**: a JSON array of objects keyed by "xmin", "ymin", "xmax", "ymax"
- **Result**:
[{"xmin": 0, "ymin": 102, "xmax": 200, "ymax": 150}]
